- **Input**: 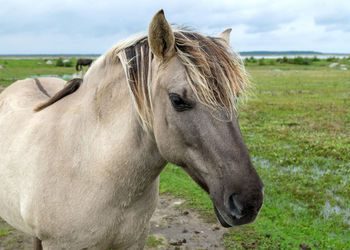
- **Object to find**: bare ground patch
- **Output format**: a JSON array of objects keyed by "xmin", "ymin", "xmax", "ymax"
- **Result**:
[
  {"xmin": 0, "ymin": 218, "xmax": 32, "ymax": 250},
  {"xmin": 146, "ymin": 195, "xmax": 226, "ymax": 249}
]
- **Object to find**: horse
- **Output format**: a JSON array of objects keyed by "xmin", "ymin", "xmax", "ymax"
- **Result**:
[
  {"xmin": 75, "ymin": 58, "xmax": 93, "ymax": 71},
  {"xmin": 0, "ymin": 10, "xmax": 264, "ymax": 250}
]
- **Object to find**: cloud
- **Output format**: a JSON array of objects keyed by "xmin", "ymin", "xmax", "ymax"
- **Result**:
[
  {"xmin": 314, "ymin": 4, "xmax": 350, "ymax": 32},
  {"xmin": 0, "ymin": 0, "xmax": 349, "ymax": 53}
]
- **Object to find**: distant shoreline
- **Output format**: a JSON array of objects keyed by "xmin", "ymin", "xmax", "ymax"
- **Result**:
[
  {"xmin": 0, "ymin": 54, "xmax": 100, "ymax": 59},
  {"xmin": 0, "ymin": 51, "xmax": 349, "ymax": 60},
  {"xmin": 239, "ymin": 51, "xmax": 349, "ymax": 56}
]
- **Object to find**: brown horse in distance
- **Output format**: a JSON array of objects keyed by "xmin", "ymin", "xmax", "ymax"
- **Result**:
[{"xmin": 75, "ymin": 58, "xmax": 93, "ymax": 71}]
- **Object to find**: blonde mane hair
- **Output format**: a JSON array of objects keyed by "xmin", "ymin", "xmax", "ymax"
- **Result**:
[{"xmin": 96, "ymin": 30, "xmax": 249, "ymax": 129}]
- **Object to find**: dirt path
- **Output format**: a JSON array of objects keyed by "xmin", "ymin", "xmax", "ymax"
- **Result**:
[
  {"xmin": 0, "ymin": 219, "xmax": 33, "ymax": 250},
  {"xmin": 146, "ymin": 195, "xmax": 226, "ymax": 249},
  {"xmin": 0, "ymin": 195, "xmax": 226, "ymax": 249}
]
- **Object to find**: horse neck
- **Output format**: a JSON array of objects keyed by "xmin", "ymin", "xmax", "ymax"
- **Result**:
[{"xmin": 77, "ymin": 56, "xmax": 166, "ymax": 199}]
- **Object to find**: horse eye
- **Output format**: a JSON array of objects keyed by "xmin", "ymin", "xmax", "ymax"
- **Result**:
[{"xmin": 169, "ymin": 93, "xmax": 192, "ymax": 111}]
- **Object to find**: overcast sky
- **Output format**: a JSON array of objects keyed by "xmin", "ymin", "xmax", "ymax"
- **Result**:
[{"xmin": 0, "ymin": 0, "xmax": 349, "ymax": 54}]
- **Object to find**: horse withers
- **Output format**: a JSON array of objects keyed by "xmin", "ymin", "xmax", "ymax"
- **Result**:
[
  {"xmin": 0, "ymin": 10, "xmax": 263, "ymax": 249},
  {"xmin": 75, "ymin": 58, "xmax": 93, "ymax": 71}
]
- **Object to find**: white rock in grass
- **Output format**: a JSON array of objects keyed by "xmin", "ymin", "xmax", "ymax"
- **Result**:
[
  {"xmin": 172, "ymin": 201, "xmax": 184, "ymax": 206},
  {"xmin": 46, "ymin": 60, "xmax": 53, "ymax": 65},
  {"xmin": 329, "ymin": 62, "xmax": 338, "ymax": 68}
]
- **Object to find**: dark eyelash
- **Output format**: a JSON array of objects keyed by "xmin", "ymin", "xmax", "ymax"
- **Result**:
[{"xmin": 169, "ymin": 93, "xmax": 192, "ymax": 111}]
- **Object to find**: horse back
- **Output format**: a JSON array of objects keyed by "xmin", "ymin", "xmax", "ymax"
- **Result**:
[{"xmin": 0, "ymin": 77, "xmax": 66, "ymax": 112}]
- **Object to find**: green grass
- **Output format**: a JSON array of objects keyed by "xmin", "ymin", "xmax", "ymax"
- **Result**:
[
  {"xmin": 146, "ymin": 235, "xmax": 164, "ymax": 248},
  {"xmin": 1, "ymin": 58, "xmax": 349, "ymax": 249},
  {"xmin": 0, "ymin": 58, "xmax": 77, "ymax": 87},
  {"xmin": 0, "ymin": 229, "xmax": 10, "ymax": 237}
]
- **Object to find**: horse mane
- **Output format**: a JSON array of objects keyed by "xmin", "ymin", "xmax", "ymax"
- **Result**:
[
  {"xmin": 33, "ymin": 78, "xmax": 83, "ymax": 112},
  {"xmin": 103, "ymin": 30, "xmax": 249, "ymax": 129},
  {"xmin": 33, "ymin": 30, "xmax": 249, "ymax": 126}
]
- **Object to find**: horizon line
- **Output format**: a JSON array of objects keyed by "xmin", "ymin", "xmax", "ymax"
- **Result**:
[{"xmin": 0, "ymin": 51, "xmax": 349, "ymax": 57}]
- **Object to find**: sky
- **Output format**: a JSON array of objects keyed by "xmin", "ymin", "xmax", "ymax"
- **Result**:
[{"xmin": 0, "ymin": 0, "xmax": 349, "ymax": 54}]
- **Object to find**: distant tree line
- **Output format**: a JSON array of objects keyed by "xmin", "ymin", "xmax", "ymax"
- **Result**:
[{"xmin": 243, "ymin": 55, "xmax": 350, "ymax": 66}]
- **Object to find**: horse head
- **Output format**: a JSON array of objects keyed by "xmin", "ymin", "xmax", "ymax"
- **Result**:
[{"xmin": 148, "ymin": 10, "xmax": 264, "ymax": 227}]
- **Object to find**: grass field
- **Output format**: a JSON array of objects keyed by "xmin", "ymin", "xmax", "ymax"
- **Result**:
[
  {"xmin": 0, "ymin": 57, "xmax": 349, "ymax": 249},
  {"xmin": 0, "ymin": 58, "xmax": 79, "ymax": 87}
]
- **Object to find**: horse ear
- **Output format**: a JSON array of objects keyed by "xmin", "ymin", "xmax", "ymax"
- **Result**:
[
  {"xmin": 148, "ymin": 10, "xmax": 175, "ymax": 60},
  {"xmin": 217, "ymin": 28, "xmax": 232, "ymax": 44}
]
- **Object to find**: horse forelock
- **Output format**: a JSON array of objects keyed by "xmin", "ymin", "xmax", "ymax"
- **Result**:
[
  {"xmin": 99, "ymin": 30, "xmax": 249, "ymax": 130},
  {"xmin": 174, "ymin": 31, "xmax": 250, "ymax": 118}
]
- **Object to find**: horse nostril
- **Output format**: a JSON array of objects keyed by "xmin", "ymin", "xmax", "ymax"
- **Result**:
[{"xmin": 228, "ymin": 194, "xmax": 243, "ymax": 219}]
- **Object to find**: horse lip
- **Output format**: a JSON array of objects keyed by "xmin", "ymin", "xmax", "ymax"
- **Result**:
[
  {"xmin": 214, "ymin": 206, "xmax": 232, "ymax": 228},
  {"xmin": 214, "ymin": 205, "xmax": 258, "ymax": 227}
]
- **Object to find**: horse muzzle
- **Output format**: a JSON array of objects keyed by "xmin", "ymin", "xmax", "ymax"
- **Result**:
[{"xmin": 213, "ymin": 190, "xmax": 264, "ymax": 227}]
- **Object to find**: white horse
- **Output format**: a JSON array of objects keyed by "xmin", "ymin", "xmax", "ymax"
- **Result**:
[{"xmin": 0, "ymin": 10, "xmax": 263, "ymax": 249}]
